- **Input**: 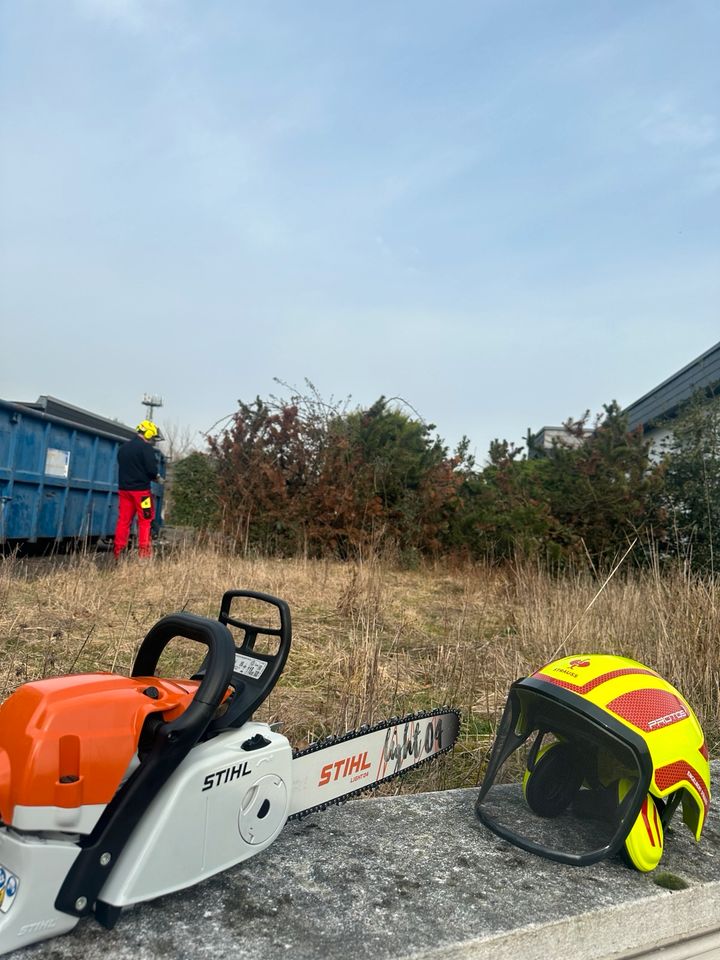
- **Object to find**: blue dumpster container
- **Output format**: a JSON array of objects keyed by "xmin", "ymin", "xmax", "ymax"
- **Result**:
[{"xmin": 0, "ymin": 396, "xmax": 165, "ymax": 545}]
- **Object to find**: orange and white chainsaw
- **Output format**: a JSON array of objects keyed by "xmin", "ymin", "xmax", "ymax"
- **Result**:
[{"xmin": 0, "ymin": 590, "xmax": 459, "ymax": 955}]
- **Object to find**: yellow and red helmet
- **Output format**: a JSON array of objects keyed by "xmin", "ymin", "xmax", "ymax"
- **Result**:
[{"xmin": 475, "ymin": 654, "xmax": 710, "ymax": 871}]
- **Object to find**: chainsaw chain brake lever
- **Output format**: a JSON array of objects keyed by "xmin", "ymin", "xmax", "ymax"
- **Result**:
[{"xmin": 194, "ymin": 589, "xmax": 292, "ymax": 737}]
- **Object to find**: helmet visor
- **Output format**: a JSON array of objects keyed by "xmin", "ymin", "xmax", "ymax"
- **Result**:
[{"xmin": 475, "ymin": 685, "xmax": 650, "ymax": 865}]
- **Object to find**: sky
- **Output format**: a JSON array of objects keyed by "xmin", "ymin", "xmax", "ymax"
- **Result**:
[{"xmin": 1, "ymin": 0, "xmax": 718, "ymax": 462}]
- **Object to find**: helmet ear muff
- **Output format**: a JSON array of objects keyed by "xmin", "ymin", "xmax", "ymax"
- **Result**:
[
  {"xmin": 617, "ymin": 779, "xmax": 664, "ymax": 872},
  {"xmin": 523, "ymin": 741, "xmax": 584, "ymax": 818}
]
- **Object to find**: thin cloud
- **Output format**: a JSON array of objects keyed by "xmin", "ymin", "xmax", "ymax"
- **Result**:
[
  {"xmin": 641, "ymin": 97, "xmax": 717, "ymax": 149},
  {"xmin": 72, "ymin": 0, "xmax": 153, "ymax": 31},
  {"xmin": 697, "ymin": 155, "xmax": 720, "ymax": 194}
]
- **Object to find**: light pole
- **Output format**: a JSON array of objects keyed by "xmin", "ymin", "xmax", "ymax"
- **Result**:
[{"xmin": 142, "ymin": 393, "xmax": 163, "ymax": 421}]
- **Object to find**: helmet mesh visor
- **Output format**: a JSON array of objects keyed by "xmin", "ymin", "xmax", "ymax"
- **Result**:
[{"xmin": 478, "ymin": 692, "xmax": 645, "ymax": 860}]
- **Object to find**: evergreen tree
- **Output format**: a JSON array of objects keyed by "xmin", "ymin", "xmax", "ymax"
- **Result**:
[{"xmin": 662, "ymin": 392, "xmax": 720, "ymax": 571}]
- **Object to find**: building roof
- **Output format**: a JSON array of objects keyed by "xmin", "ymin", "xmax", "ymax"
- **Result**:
[{"xmin": 624, "ymin": 340, "xmax": 720, "ymax": 432}]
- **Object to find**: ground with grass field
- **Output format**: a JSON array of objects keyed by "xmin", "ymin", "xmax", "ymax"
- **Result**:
[{"xmin": 1, "ymin": 546, "xmax": 718, "ymax": 792}]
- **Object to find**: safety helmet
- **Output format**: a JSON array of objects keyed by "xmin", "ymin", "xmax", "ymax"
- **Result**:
[
  {"xmin": 475, "ymin": 654, "xmax": 710, "ymax": 871},
  {"xmin": 136, "ymin": 420, "xmax": 159, "ymax": 441}
]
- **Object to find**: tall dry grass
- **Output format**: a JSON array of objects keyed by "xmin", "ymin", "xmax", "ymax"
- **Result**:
[{"xmin": 0, "ymin": 544, "xmax": 718, "ymax": 792}]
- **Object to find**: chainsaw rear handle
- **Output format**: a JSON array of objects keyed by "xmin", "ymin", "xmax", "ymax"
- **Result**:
[
  {"xmin": 132, "ymin": 612, "xmax": 235, "ymax": 733},
  {"xmin": 56, "ymin": 612, "xmax": 236, "ymax": 922}
]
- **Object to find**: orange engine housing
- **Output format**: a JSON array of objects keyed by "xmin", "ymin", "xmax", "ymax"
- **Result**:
[{"xmin": 0, "ymin": 673, "xmax": 202, "ymax": 824}]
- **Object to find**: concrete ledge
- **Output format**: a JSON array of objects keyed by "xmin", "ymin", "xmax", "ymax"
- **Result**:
[
  {"xmin": 414, "ymin": 881, "xmax": 720, "ymax": 960},
  {"xmin": 20, "ymin": 782, "xmax": 720, "ymax": 960}
]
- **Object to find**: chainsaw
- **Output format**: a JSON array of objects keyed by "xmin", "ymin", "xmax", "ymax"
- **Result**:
[{"xmin": 0, "ymin": 590, "xmax": 460, "ymax": 954}]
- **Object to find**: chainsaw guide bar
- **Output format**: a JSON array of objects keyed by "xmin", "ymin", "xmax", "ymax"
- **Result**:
[{"xmin": 289, "ymin": 707, "xmax": 462, "ymax": 820}]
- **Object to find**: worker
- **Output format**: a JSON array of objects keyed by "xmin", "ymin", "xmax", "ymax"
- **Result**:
[{"xmin": 113, "ymin": 420, "xmax": 162, "ymax": 559}]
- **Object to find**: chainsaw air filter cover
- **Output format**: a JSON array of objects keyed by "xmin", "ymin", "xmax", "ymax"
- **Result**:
[{"xmin": 475, "ymin": 654, "xmax": 710, "ymax": 871}]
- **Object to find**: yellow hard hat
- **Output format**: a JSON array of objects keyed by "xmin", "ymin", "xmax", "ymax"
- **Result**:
[
  {"xmin": 136, "ymin": 420, "xmax": 159, "ymax": 441},
  {"xmin": 476, "ymin": 653, "xmax": 710, "ymax": 872}
]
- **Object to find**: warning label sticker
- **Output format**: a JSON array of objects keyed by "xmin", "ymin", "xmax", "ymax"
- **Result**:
[{"xmin": 233, "ymin": 653, "xmax": 267, "ymax": 679}]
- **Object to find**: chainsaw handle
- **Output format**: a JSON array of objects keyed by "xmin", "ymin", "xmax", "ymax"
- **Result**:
[
  {"xmin": 201, "ymin": 589, "xmax": 292, "ymax": 732},
  {"xmin": 131, "ymin": 613, "xmax": 235, "ymax": 730},
  {"xmin": 219, "ymin": 589, "xmax": 291, "ymax": 641}
]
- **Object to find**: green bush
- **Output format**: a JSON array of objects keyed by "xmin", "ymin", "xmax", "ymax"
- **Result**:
[{"xmin": 167, "ymin": 452, "xmax": 219, "ymax": 529}]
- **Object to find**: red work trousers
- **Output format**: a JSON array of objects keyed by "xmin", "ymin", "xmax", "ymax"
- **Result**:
[{"xmin": 114, "ymin": 489, "xmax": 154, "ymax": 558}]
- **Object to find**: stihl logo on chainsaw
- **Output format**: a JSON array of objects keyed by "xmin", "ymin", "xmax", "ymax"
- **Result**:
[
  {"xmin": 318, "ymin": 751, "xmax": 372, "ymax": 786},
  {"xmin": 201, "ymin": 761, "xmax": 251, "ymax": 792}
]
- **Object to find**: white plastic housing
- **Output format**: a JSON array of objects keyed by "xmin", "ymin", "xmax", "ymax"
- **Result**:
[
  {"xmin": 10, "ymin": 803, "xmax": 106, "ymax": 835},
  {"xmin": 0, "ymin": 828, "xmax": 80, "ymax": 955},
  {"xmin": 98, "ymin": 722, "xmax": 293, "ymax": 907}
]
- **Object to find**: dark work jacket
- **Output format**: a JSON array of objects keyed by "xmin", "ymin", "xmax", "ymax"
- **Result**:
[{"xmin": 117, "ymin": 436, "xmax": 158, "ymax": 490}]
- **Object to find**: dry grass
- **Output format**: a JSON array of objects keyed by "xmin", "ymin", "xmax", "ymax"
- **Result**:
[{"xmin": 1, "ymin": 544, "xmax": 719, "ymax": 794}]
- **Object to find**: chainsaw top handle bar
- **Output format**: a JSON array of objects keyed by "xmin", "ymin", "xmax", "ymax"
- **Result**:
[
  {"xmin": 131, "ymin": 612, "xmax": 236, "ymax": 737},
  {"xmin": 201, "ymin": 589, "xmax": 292, "ymax": 733},
  {"xmin": 219, "ymin": 588, "xmax": 290, "ymax": 642}
]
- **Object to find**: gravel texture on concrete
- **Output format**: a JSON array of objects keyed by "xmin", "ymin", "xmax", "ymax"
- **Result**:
[{"xmin": 16, "ymin": 775, "xmax": 720, "ymax": 960}]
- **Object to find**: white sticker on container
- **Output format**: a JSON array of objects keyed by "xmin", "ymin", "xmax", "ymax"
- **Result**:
[
  {"xmin": 45, "ymin": 448, "xmax": 70, "ymax": 479},
  {"xmin": 233, "ymin": 653, "xmax": 267, "ymax": 679}
]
